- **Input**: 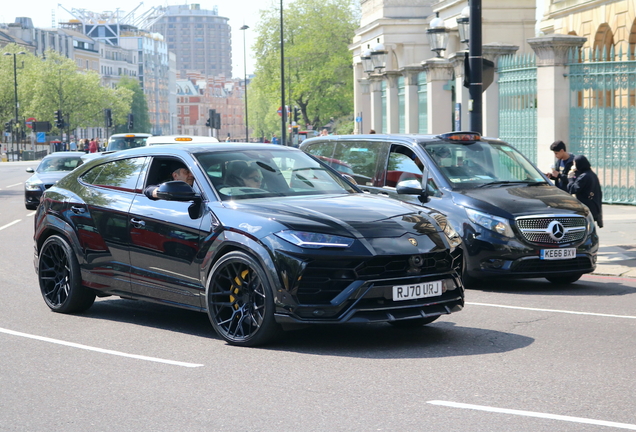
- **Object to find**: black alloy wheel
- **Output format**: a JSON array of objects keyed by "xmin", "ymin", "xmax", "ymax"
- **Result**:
[
  {"xmin": 546, "ymin": 274, "xmax": 583, "ymax": 284},
  {"xmin": 38, "ymin": 235, "xmax": 95, "ymax": 313},
  {"xmin": 206, "ymin": 251, "xmax": 281, "ymax": 347}
]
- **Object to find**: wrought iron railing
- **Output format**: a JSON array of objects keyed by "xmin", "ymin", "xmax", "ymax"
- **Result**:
[
  {"xmin": 568, "ymin": 46, "xmax": 636, "ymax": 205},
  {"xmin": 498, "ymin": 54, "xmax": 538, "ymax": 163}
]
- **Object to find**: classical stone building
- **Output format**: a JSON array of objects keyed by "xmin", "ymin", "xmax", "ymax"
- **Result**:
[{"xmin": 351, "ymin": 0, "xmax": 535, "ymax": 136}]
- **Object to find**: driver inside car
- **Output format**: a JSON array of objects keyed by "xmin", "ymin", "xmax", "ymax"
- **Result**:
[{"xmin": 144, "ymin": 162, "xmax": 194, "ymax": 199}]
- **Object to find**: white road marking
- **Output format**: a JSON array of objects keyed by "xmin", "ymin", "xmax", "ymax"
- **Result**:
[
  {"xmin": 0, "ymin": 219, "xmax": 21, "ymax": 231},
  {"xmin": 6, "ymin": 182, "xmax": 22, "ymax": 188},
  {"xmin": 0, "ymin": 327, "xmax": 204, "ymax": 368},
  {"xmin": 467, "ymin": 302, "xmax": 636, "ymax": 319},
  {"xmin": 427, "ymin": 400, "xmax": 636, "ymax": 430},
  {"xmin": 26, "ymin": 211, "xmax": 36, "ymax": 217}
]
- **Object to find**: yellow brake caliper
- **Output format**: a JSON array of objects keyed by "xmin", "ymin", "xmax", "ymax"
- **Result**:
[{"xmin": 230, "ymin": 269, "xmax": 250, "ymax": 310}]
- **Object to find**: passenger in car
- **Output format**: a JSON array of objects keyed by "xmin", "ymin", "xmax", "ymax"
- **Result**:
[
  {"xmin": 225, "ymin": 161, "xmax": 264, "ymax": 189},
  {"xmin": 144, "ymin": 162, "xmax": 194, "ymax": 199}
]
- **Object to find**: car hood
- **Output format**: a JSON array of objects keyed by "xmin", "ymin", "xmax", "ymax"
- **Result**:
[
  {"xmin": 451, "ymin": 184, "xmax": 589, "ymax": 218},
  {"xmin": 223, "ymin": 193, "xmax": 441, "ymax": 239},
  {"xmin": 28, "ymin": 172, "xmax": 70, "ymax": 185}
]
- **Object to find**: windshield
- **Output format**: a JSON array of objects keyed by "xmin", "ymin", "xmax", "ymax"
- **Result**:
[
  {"xmin": 196, "ymin": 149, "xmax": 357, "ymax": 200},
  {"xmin": 107, "ymin": 137, "xmax": 148, "ymax": 151},
  {"xmin": 423, "ymin": 141, "xmax": 546, "ymax": 189},
  {"xmin": 37, "ymin": 156, "xmax": 83, "ymax": 173}
]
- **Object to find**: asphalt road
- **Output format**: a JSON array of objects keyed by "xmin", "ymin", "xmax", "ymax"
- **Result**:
[{"xmin": 1, "ymin": 161, "xmax": 635, "ymax": 432}]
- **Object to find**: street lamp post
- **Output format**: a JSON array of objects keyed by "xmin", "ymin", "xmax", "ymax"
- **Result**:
[
  {"xmin": 240, "ymin": 24, "xmax": 249, "ymax": 142},
  {"xmin": 4, "ymin": 51, "xmax": 26, "ymax": 159},
  {"xmin": 468, "ymin": 0, "xmax": 483, "ymax": 134},
  {"xmin": 279, "ymin": 0, "xmax": 286, "ymax": 146}
]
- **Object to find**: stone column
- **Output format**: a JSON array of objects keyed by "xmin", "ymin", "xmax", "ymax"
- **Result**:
[
  {"xmin": 482, "ymin": 43, "xmax": 519, "ymax": 138},
  {"xmin": 449, "ymin": 51, "xmax": 469, "ymax": 131},
  {"xmin": 422, "ymin": 58, "xmax": 454, "ymax": 134},
  {"xmin": 356, "ymin": 77, "xmax": 371, "ymax": 134},
  {"xmin": 385, "ymin": 71, "xmax": 401, "ymax": 133},
  {"xmin": 528, "ymin": 34, "xmax": 586, "ymax": 172},
  {"xmin": 368, "ymin": 75, "xmax": 383, "ymax": 133},
  {"xmin": 402, "ymin": 66, "xmax": 422, "ymax": 133}
]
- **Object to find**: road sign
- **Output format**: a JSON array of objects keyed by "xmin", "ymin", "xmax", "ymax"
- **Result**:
[
  {"xmin": 277, "ymin": 107, "xmax": 283, "ymax": 117},
  {"xmin": 26, "ymin": 117, "xmax": 36, "ymax": 129},
  {"xmin": 355, "ymin": 116, "xmax": 362, "ymax": 123},
  {"xmin": 36, "ymin": 132, "xmax": 46, "ymax": 143}
]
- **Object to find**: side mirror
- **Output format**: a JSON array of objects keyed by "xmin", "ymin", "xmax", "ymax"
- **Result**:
[
  {"xmin": 396, "ymin": 179, "xmax": 430, "ymax": 204},
  {"xmin": 26, "ymin": 168, "xmax": 34, "ymax": 173},
  {"xmin": 156, "ymin": 180, "xmax": 199, "ymax": 202}
]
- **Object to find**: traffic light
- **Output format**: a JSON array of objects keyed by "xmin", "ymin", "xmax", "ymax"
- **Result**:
[
  {"xmin": 127, "ymin": 113, "xmax": 134, "ymax": 130},
  {"xmin": 293, "ymin": 106, "xmax": 300, "ymax": 122},
  {"xmin": 207, "ymin": 109, "xmax": 215, "ymax": 128},
  {"xmin": 4, "ymin": 122, "xmax": 10, "ymax": 133},
  {"xmin": 54, "ymin": 110, "xmax": 64, "ymax": 129},
  {"xmin": 214, "ymin": 113, "xmax": 221, "ymax": 130},
  {"xmin": 104, "ymin": 109, "xmax": 112, "ymax": 128}
]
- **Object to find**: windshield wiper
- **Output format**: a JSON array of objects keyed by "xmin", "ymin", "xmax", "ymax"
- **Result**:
[{"xmin": 477, "ymin": 180, "xmax": 545, "ymax": 188}]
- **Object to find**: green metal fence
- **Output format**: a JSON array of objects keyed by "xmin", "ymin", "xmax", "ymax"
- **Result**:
[
  {"xmin": 568, "ymin": 46, "xmax": 636, "ymax": 205},
  {"xmin": 498, "ymin": 54, "xmax": 538, "ymax": 163}
]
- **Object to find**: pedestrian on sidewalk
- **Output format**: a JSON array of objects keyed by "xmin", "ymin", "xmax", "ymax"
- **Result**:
[
  {"xmin": 567, "ymin": 154, "xmax": 603, "ymax": 228},
  {"xmin": 546, "ymin": 140, "xmax": 575, "ymax": 191}
]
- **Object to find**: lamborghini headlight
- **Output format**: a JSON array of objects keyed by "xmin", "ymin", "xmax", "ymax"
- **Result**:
[{"xmin": 274, "ymin": 230, "xmax": 354, "ymax": 249}]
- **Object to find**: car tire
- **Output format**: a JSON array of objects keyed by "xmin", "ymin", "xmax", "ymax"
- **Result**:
[
  {"xmin": 38, "ymin": 235, "xmax": 95, "ymax": 313},
  {"xmin": 389, "ymin": 316, "xmax": 440, "ymax": 327},
  {"xmin": 545, "ymin": 274, "xmax": 583, "ymax": 284},
  {"xmin": 206, "ymin": 251, "xmax": 281, "ymax": 347}
]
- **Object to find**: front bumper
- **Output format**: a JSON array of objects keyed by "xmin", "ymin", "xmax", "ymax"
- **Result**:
[
  {"xmin": 274, "ymin": 273, "xmax": 464, "ymax": 324},
  {"xmin": 463, "ymin": 223, "xmax": 598, "ymax": 279}
]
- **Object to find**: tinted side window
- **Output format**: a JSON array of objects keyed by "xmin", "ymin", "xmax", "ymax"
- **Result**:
[
  {"xmin": 386, "ymin": 150, "xmax": 422, "ymax": 187},
  {"xmin": 333, "ymin": 141, "xmax": 383, "ymax": 186},
  {"xmin": 81, "ymin": 157, "xmax": 147, "ymax": 193}
]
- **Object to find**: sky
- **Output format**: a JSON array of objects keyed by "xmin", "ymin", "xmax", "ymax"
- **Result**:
[{"xmin": 0, "ymin": 0, "xmax": 280, "ymax": 76}]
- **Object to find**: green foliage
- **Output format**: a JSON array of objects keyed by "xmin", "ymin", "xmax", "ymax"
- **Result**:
[
  {"xmin": 0, "ymin": 45, "xmax": 134, "ymax": 135},
  {"xmin": 248, "ymin": 0, "xmax": 359, "ymax": 140},
  {"xmin": 115, "ymin": 77, "xmax": 151, "ymax": 133}
]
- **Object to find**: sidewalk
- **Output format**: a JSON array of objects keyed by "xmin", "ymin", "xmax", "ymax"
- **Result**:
[{"xmin": 594, "ymin": 204, "xmax": 636, "ymax": 277}]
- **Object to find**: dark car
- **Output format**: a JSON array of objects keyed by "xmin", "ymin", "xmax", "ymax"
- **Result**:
[
  {"xmin": 300, "ymin": 132, "xmax": 599, "ymax": 287},
  {"xmin": 24, "ymin": 152, "xmax": 85, "ymax": 209},
  {"xmin": 33, "ymin": 142, "xmax": 464, "ymax": 346}
]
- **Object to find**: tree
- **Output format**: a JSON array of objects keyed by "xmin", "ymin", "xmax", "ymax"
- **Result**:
[
  {"xmin": 115, "ymin": 77, "xmax": 151, "ymax": 133},
  {"xmin": 249, "ymin": 0, "xmax": 359, "ymax": 138},
  {"xmin": 0, "ymin": 46, "xmax": 133, "ymax": 140},
  {"xmin": 26, "ymin": 50, "xmax": 132, "ymax": 134}
]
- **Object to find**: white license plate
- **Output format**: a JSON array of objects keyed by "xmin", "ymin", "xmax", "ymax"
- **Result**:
[
  {"xmin": 392, "ymin": 281, "xmax": 442, "ymax": 301},
  {"xmin": 540, "ymin": 248, "xmax": 576, "ymax": 260}
]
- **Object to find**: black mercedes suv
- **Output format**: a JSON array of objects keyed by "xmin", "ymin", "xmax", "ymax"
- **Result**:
[{"xmin": 301, "ymin": 132, "xmax": 599, "ymax": 287}]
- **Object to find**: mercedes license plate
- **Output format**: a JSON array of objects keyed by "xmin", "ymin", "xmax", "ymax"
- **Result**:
[
  {"xmin": 392, "ymin": 281, "xmax": 442, "ymax": 301},
  {"xmin": 541, "ymin": 248, "xmax": 576, "ymax": 260}
]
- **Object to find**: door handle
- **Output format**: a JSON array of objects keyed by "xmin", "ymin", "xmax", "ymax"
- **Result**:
[
  {"xmin": 71, "ymin": 206, "xmax": 86, "ymax": 214},
  {"xmin": 130, "ymin": 218, "xmax": 146, "ymax": 228}
]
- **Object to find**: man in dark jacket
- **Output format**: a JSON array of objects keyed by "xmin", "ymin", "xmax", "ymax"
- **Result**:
[
  {"xmin": 144, "ymin": 162, "xmax": 194, "ymax": 199},
  {"xmin": 547, "ymin": 140, "xmax": 575, "ymax": 191},
  {"xmin": 567, "ymin": 154, "xmax": 603, "ymax": 228}
]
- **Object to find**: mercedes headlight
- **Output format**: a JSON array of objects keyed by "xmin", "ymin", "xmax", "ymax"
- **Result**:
[
  {"xmin": 25, "ymin": 181, "xmax": 43, "ymax": 191},
  {"xmin": 275, "ymin": 230, "xmax": 354, "ymax": 249},
  {"xmin": 465, "ymin": 208, "xmax": 514, "ymax": 238}
]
